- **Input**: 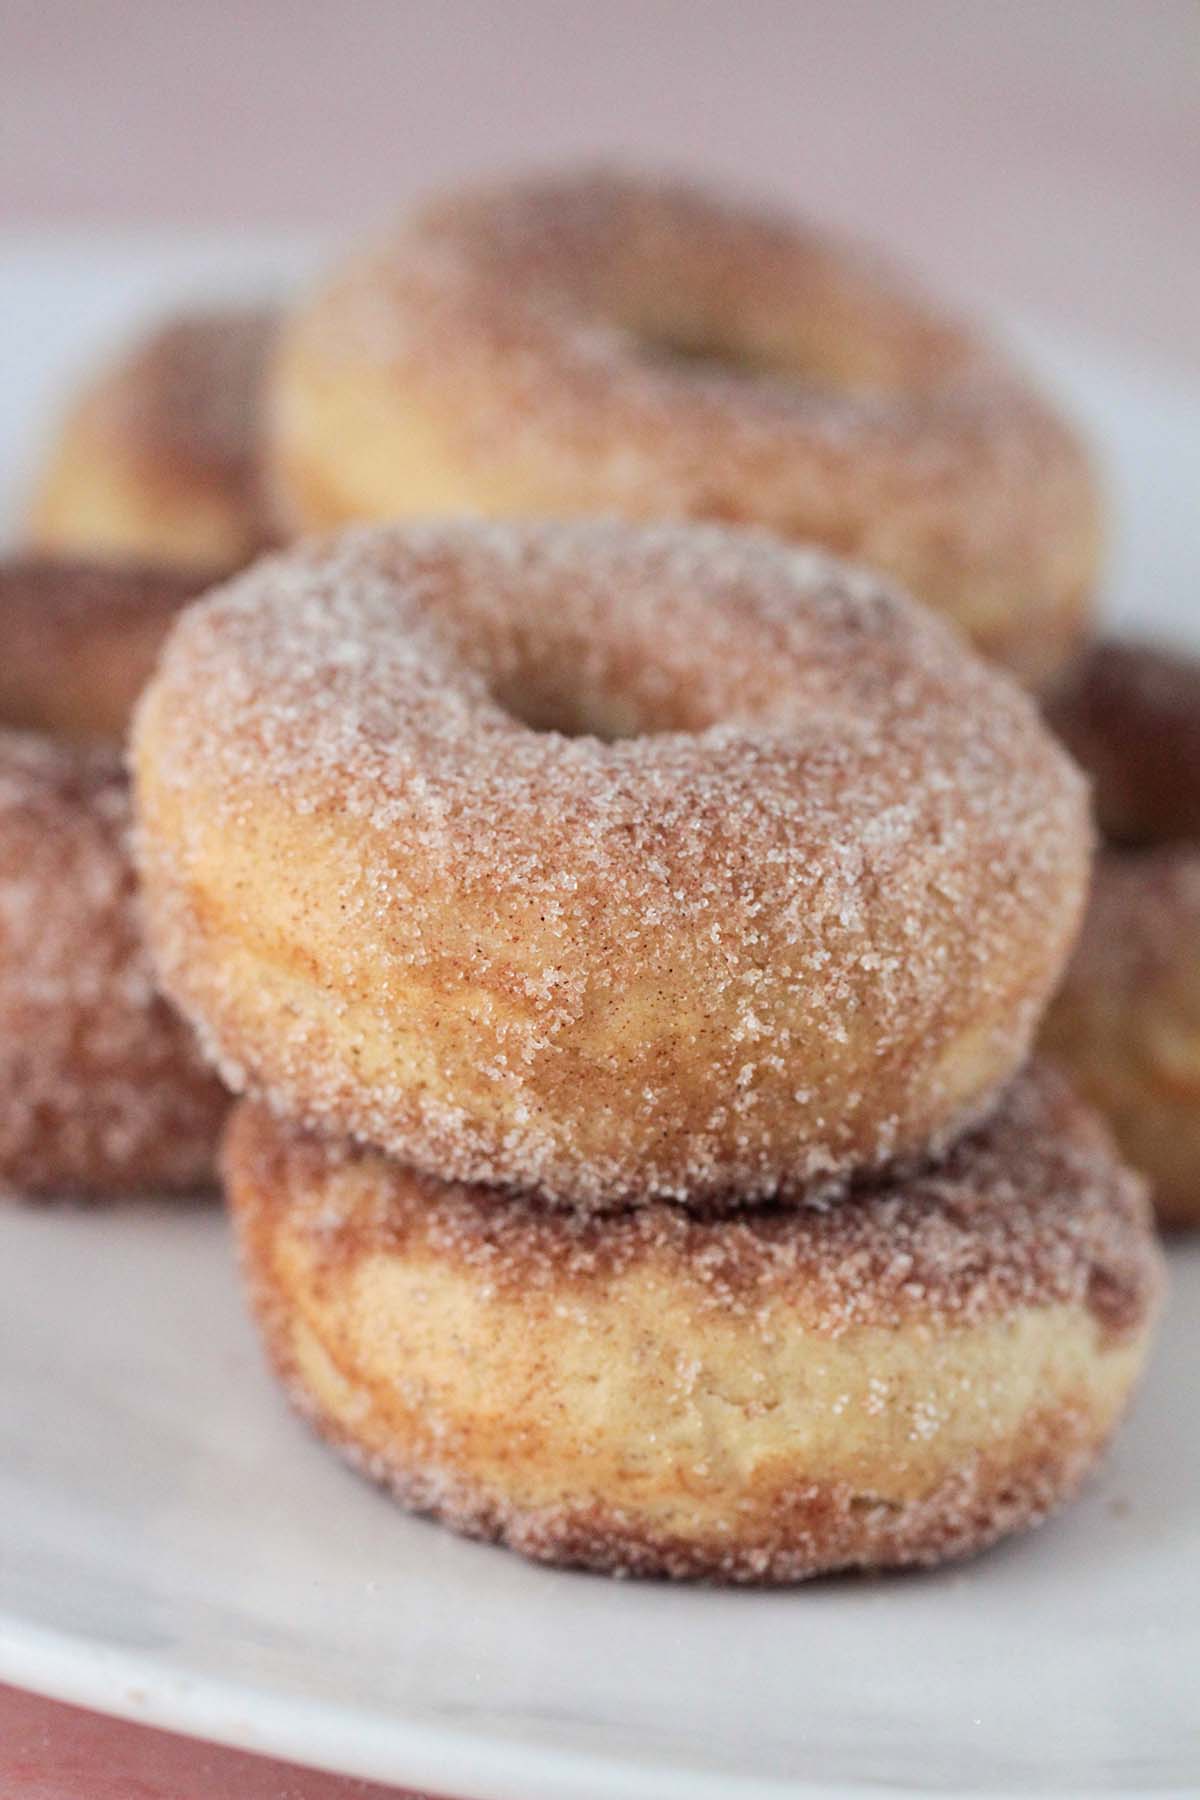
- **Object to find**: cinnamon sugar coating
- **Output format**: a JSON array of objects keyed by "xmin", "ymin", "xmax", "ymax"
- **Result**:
[
  {"xmin": 29, "ymin": 306, "xmax": 279, "ymax": 573},
  {"xmin": 133, "ymin": 520, "xmax": 1090, "ymax": 1210},
  {"xmin": 225, "ymin": 1066, "xmax": 1163, "ymax": 1581},
  {"xmin": 1041, "ymin": 848, "xmax": 1200, "ymax": 1228},
  {"xmin": 0, "ymin": 734, "xmax": 228, "ymax": 1196},
  {"xmin": 1045, "ymin": 638, "xmax": 1200, "ymax": 846},
  {"xmin": 269, "ymin": 169, "xmax": 1101, "ymax": 684}
]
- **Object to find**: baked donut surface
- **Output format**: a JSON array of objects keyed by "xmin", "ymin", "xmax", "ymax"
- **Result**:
[
  {"xmin": 133, "ymin": 520, "xmax": 1090, "ymax": 1210},
  {"xmin": 1041, "ymin": 849, "xmax": 1200, "ymax": 1229},
  {"xmin": 224, "ymin": 1066, "xmax": 1162, "ymax": 1581},
  {"xmin": 29, "ymin": 305, "xmax": 277, "ymax": 574},
  {"xmin": 1045, "ymin": 639, "xmax": 1200, "ymax": 845},
  {"xmin": 0, "ymin": 556, "xmax": 228, "ymax": 1197},
  {"xmin": 270, "ymin": 171, "xmax": 1101, "ymax": 684}
]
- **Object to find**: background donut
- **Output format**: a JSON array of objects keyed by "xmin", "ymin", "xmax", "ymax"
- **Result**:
[
  {"xmin": 0, "ymin": 554, "xmax": 214, "ymax": 744},
  {"xmin": 28, "ymin": 304, "xmax": 278, "ymax": 574},
  {"xmin": 1045, "ymin": 638, "xmax": 1200, "ymax": 846},
  {"xmin": 224, "ymin": 1065, "xmax": 1163, "ymax": 1582},
  {"xmin": 0, "ymin": 556, "xmax": 228, "ymax": 1198},
  {"xmin": 1041, "ymin": 638, "xmax": 1200, "ymax": 1227},
  {"xmin": 269, "ymin": 170, "xmax": 1102, "ymax": 685},
  {"xmin": 1041, "ymin": 849, "xmax": 1200, "ymax": 1230}
]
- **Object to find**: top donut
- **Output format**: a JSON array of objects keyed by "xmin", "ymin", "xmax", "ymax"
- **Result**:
[
  {"xmin": 132, "ymin": 518, "xmax": 1090, "ymax": 1211},
  {"xmin": 269, "ymin": 169, "xmax": 1101, "ymax": 685}
]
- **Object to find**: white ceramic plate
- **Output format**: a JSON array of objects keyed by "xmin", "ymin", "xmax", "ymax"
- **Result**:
[{"xmin": 0, "ymin": 242, "xmax": 1197, "ymax": 1800}]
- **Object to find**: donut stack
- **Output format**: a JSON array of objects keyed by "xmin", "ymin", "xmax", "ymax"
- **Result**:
[
  {"xmin": 30, "ymin": 174, "xmax": 1200, "ymax": 1242},
  {"xmin": 130, "ymin": 518, "xmax": 1163, "ymax": 1582}
]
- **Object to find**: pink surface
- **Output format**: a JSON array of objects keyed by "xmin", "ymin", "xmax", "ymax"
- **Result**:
[
  {"xmin": 0, "ymin": 1684, "xmax": 436, "ymax": 1800},
  {"xmin": 1, "ymin": 3, "xmax": 1195, "ymax": 1792}
]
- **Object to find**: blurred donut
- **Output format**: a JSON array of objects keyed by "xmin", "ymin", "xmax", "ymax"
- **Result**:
[
  {"xmin": 270, "ymin": 169, "xmax": 1101, "ymax": 684},
  {"xmin": 1045, "ymin": 638, "xmax": 1200, "ymax": 845},
  {"xmin": 132, "ymin": 520, "xmax": 1089, "ymax": 1210},
  {"xmin": 28, "ymin": 305, "xmax": 278, "ymax": 573},
  {"xmin": 224, "ymin": 1066, "xmax": 1162, "ymax": 1581},
  {"xmin": 0, "ymin": 554, "xmax": 211, "ymax": 744},
  {"xmin": 0, "ymin": 557, "xmax": 228, "ymax": 1198},
  {"xmin": 1041, "ymin": 848, "xmax": 1200, "ymax": 1228}
]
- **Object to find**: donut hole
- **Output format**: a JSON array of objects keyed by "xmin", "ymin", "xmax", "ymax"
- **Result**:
[
  {"xmin": 469, "ymin": 606, "xmax": 750, "ymax": 743},
  {"xmin": 636, "ymin": 326, "xmax": 821, "ymax": 390},
  {"xmin": 487, "ymin": 674, "xmax": 672, "ymax": 743},
  {"xmin": 478, "ymin": 620, "xmax": 768, "ymax": 743},
  {"xmin": 462, "ymin": 576, "xmax": 836, "ymax": 745},
  {"xmin": 625, "ymin": 298, "xmax": 924, "ymax": 398}
]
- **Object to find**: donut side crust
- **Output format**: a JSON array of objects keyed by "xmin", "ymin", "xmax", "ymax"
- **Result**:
[{"xmin": 224, "ymin": 1069, "xmax": 1162, "ymax": 1581}]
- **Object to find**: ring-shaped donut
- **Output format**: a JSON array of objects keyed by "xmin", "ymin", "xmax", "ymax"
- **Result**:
[
  {"xmin": 269, "ymin": 171, "xmax": 1101, "ymax": 684},
  {"xmin": 133, "ymin": 519, "xmax": 1089, "ymax": 1210}
]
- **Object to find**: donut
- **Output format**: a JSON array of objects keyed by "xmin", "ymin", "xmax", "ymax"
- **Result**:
[
  {"xmin": 268, "ymin": 170, "xmax": 1101, "ymax": 685},
  {"xmin": 133, "ymin": 519, "xmax": 1090, "ymax": 1211},
  {"xmin": 1040, "ymin": 849, "xmax": 1200, "ymax": 1229},
  {"xmin": 1041, "ymin": 639, "xmax": 1200, "ymax": 1225},
  {"xmin": 0, "ymin": 554, "xmax": 213, "ymax": 744},
  {"xmin": 224, "ymin": 1065, "xmax": 1162, "ymax": 1581},
  {"xmin": 28, "ymin": 305, "xmax": 278, "ymax": 574},
  {"xmin": 0, "ymin": 557, "xmax": 228, "ymax": 1197},
  {"xmin": 1045, "ymin": 638, "xmax": 1200, "ymax": 845}
]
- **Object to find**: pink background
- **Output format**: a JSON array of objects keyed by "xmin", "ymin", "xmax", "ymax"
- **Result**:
[
  {"xmin": 1, "ymin": 2, "xmax": 1196, "ymax": 1795},
  {"xmin": 4, "ymin": 0, "xmax": 1198, "ymax": 365}
]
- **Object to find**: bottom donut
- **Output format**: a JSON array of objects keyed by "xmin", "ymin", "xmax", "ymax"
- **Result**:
[{"xmin": 224, "ymin": 1066, "xmax": 1163, "ymax": 1583}]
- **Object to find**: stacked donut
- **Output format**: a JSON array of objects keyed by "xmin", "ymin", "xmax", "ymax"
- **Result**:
[{"xmin": 130, "ymin": 519, "xmax": 1163, "ymax": 1581}]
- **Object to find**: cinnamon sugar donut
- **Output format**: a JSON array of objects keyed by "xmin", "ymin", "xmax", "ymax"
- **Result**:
[
  {"xmin": 29, "ymin": 305, "xmax": 278, "ymax": 574},
  {"xmin": 1045, "ymin": 638, "xmax": 1200, "ymax": 845},
  {"xmin": 270, "ymin": 170, "xmax": 1101, "ymax": 685},
  {"xmin": 1041, "ymin": 849, "xmax": 1200, "ymax": 1229},
  {"xmin": 224, "ymin": 1066, "xmax": 1162, "ymax": 1581},
  {"xmin": 0, "ymin": 557, "xmax": 228, "ymax": 1197},
  {"xmin": 133, "ymin": 520, "xmax": 1090, "ymax": 1211}
]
